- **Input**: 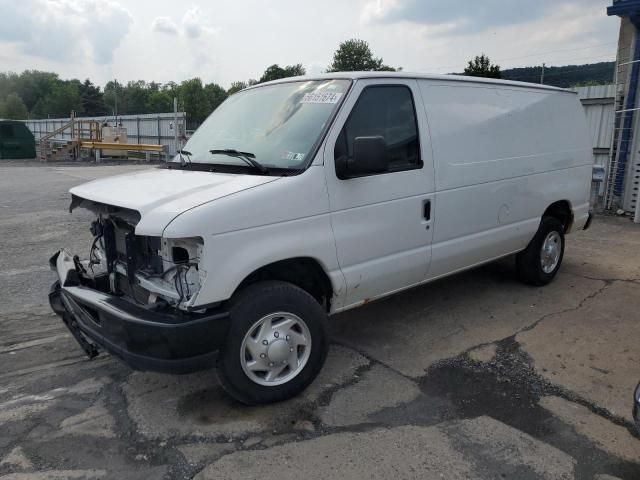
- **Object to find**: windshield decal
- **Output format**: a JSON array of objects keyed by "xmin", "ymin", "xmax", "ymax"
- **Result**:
[
  {"xmin": 282, "ymin": 151, "xmax": 306, "ymax": 162},
  {"xmin": 300, "ymin": 92, "xmax": 343, "ymax": 104}
]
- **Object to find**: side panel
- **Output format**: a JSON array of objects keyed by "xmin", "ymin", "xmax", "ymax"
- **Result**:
[
  {"xmin": 428, "ymin": 167, "xmax": 590, "ymax": 278},
  {"xmin": 419, "ymin": 81, "xmax": 592, "ymax": 278},
  {"xmin": 162, "ymin": 166, "xmax": 346, "ymax": 308},
  {"xmin": 421, "ymin": 82, "xmax": 592, "ymax": 191}
]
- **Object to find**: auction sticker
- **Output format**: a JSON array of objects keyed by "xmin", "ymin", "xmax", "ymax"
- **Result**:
[
  {"xmin": 282, "ymin": 151, "xmax": 306, "ymax": 162},
  {"xmin": 300, "ymin": 92, "xmax": 343, "ymax": 104}
]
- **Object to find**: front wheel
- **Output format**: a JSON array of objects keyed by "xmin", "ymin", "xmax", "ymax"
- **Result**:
[
  {"xmin": 516, "ymin": 216, "xmax": 565, "ymax": 286},
  {"xmin": 217, "ymin": 280, "xmax": 329, "ymax": 405}
]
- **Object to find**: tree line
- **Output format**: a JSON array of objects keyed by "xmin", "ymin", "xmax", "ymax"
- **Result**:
[
  {"xmin": 0, "ymin": 39, "xmax": 397, "ymax": 126},
  {"xmin": 0, "ymin": 38, "xmax": 612, "ymax": 126},
  {"xmin": 0, "ymin": 66, "xmax": 310, "ymax": 126},
  {"xmin": 501, "ymin": 62, "xmax": 614, "ymax": 88}
]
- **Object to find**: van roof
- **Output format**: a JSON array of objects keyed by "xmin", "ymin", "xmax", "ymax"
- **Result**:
[{"xmin": 259, "ymin": 71, "xmax": 575, "ymax": 94}]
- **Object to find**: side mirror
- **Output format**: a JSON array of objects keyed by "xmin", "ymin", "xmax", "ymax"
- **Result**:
[{"xmin": 337, "ymin": 136, "xmax": 387, "ymax": 179}]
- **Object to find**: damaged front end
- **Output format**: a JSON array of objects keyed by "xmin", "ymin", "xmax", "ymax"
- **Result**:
[
  {"xmin": 48, "ymin": 196, "xmax": 230, "ymax": 373},
  {"xmin": 71, "ymin": 195, "xmax": 205, "ymax": 311}
]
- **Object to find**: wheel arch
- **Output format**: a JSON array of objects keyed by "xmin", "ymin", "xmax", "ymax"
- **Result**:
[
  {"xmin": 543, "ymin": 200, "xmax": 574, "ymax": 233},
  {"xmin": 234, "ymin": 257, "xmax": 334, "ymax": 311}
]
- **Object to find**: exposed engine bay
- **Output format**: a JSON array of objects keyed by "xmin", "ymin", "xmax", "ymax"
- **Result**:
[{"xmin": 70, "ymin": 195, "xmax": 205, "ymax": 312}]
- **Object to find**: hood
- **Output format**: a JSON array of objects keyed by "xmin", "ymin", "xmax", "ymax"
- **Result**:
[{"xmin": 70, "ymin": 167, "xmax": 280, "ymax": 236}]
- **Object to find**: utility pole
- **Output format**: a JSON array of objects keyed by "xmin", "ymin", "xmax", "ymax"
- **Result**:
[
  {"xmin": 173, "ymin": 96, "xmax": 178, "ymax": 156},
  {"xmin": 540, "ymin": 63, "xmax": 546, "ymax": 84},
  {"xmin": 111, "ymin": 80, "xmax": 119, "ymax": 119}
]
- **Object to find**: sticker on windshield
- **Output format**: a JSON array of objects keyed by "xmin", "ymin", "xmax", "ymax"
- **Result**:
[
  {"xmin": 300, "ymin": 92, "xmax": 343, "ymax": 104},
  {"xmin": 282, "ymin": 151, "xmax": 306, "ymax": 162}
]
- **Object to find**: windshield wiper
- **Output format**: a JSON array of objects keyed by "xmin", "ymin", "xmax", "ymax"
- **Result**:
[{"xmin": 209, "ymin": 149, "xmax": 268, "ymax": 174}]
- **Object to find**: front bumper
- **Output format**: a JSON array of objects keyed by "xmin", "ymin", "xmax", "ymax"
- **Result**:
[{"xmin": 49, "ymin": 249, "xmax": 230, "ymax": 374}]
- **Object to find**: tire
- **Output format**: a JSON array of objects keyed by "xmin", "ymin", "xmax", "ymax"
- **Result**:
[
  {"xmin": 516, "ymin": 216, "xmax": 565, "ymax": 286},
  {"xmin": 217, "ymin": 280, "xmax": 329, "ymax": 405}
]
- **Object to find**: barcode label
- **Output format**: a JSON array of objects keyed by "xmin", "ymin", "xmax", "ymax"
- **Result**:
[{"xmin": 300, "ymin": 92, "xmax": 343, "ymax": 104}]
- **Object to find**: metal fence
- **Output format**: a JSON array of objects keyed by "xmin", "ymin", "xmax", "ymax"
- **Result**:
[
  {"xmin": 23, "ymin": 112, "xmax": 187, "ymax": 156},
  {"xmin": 570, "ymin": 85, "xmax": 616, "ymax": 201}
]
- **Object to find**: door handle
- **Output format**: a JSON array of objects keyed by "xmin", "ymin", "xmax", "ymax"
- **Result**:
[{"xmin": 423, "ymin": 200, "xmax": 431, "ymax": 221}]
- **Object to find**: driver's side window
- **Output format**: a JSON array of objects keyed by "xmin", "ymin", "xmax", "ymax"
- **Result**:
[{"xmin": 334, "ymin": 85, "xmax": 422, "ymax": 173}]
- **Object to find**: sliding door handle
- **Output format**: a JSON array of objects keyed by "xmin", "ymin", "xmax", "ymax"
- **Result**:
[{"xmin": 423, "ymin": 200, "xmax": 431, "ymax": 221}]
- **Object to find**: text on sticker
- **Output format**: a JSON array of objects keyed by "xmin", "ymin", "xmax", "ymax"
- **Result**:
[
  {"xmin": 300, "ymin": 92, "xmax": 343, "ymax": 104},
  {"xmin": 284, "ymin": 151, "xmax": 305, "ymax": 162}
]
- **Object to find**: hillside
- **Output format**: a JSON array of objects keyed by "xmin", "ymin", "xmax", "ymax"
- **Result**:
[{"xmin": 500, "ymin": 62, "xmax": 615, "ymax": 88}]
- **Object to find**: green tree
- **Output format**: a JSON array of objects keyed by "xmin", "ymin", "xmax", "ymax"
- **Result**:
[
  {"xmin": 227, "ymin": 81, "xmax": 248, "ymax": 95},
  {"xmin": 79, "ymin": 79, "xmax": 107, "ymax": 116},
  {"xmin": 0, "ymin": 72, "xmax": 19, "ymax": 103},
  {"xmin": 146, "ymin": 90, "xmax": 173, "ymax": 113},
  {"xmin": 327, "ymin": 39, "xmax": 395, "ymax": 72},
  {"xmin": 103, "ymin": 80, "xmax": 152, "ymax": 116},
  {"xmin": 464, "ymin": 54, "xmax": 502, "ymax": 79},
  {"xmin": 124, "ymin": 80, "xmax": 152, "ymax": 115},
  {"xmin": 163, "ymin": 81, "xmax": 180, "ymax": 97},
  {"xmin": 204, "ymin": 83, "xmax": 228, "ymax": 112},
  {"xmin": 1, "ymin": 92, "xmax": 28, "ymax": 119},
  {"xmin": 286, "ymin": 64, "xmax": 306, "ymax": 77},
  {"xmin": 259, "ymin": 63, "xmax": 306, "ymax": 83},
  {"xmin": 32, "ymin": 82, "xmax": 83, "ymax": 118},
  {"xmin": 15, "ymin": 70, "xmax": 59, "ymax": 112},
  {"xmin": 179, "ymin": 78, "xmax": 211, "ymax": 126}
]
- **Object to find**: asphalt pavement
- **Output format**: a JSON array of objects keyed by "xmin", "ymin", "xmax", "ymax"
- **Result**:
[{"xmin": 1, "ymin": 162, "xmax": 639, "ymax": 479}]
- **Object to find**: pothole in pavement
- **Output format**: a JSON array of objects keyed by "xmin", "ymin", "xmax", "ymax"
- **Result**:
[{"xmin": 417, "ymin": 337, "xmax": 640, "ymax": 480}]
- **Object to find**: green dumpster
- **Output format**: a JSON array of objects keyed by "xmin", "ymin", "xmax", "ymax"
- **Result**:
[{"xmin": 0, "ymin": 120, "xmax": 36, "ymax": 159}]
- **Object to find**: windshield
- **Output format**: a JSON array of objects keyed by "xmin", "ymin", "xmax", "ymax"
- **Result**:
[{"xmin": 179, "ymin": 79, "xmax": 351, "ymax": 171}]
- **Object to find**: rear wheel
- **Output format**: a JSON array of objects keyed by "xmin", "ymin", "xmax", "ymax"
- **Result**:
[
  {"xmin": 516, "ymin": 216, "xmax": 565, "ymax": 286},
  {"xmin": 217, "ymin": 280, "xmax": 329, "ymax": 405}
]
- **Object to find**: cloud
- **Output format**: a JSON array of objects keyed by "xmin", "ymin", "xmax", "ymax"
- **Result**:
[
  {"xmin": 182, "ymin": 5, "xmax": 216, "ymax": 39},
  {"xmin": 0, "ymin": 0, "xmax": 132, "ymax": 64},
  {"xmin": 362, "ymin": 0, "xmax": 606, "ymax": 34},
  {"xmin": 0, "ymin": 2, "xmax": 33, "ymax": 43},
  {"xmin": 147, "ymin": 5, "xmax": 217, "ymax": 73},
  {"xmin": 82, "ymin": 0, "xmax": 134, "ymax": 64},
  {"xmin": 151, "ymin": 6, "xmax": 215, "ymax": 40},
  {"xmin": 152, "ymin": 17, "xmax": 180, "ymax": 35}
]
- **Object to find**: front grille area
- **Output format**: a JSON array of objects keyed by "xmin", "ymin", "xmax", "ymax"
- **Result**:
[{"xmin": 102, "ymin": 219, "xmax": 163, "ymax": 282}]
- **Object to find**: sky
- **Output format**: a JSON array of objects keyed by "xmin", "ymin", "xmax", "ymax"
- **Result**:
[{"xmin": 0, "ymin": 0, "xmax": 622, "ymax": 89}]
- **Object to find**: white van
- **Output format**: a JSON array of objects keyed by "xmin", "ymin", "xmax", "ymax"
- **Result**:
[{"xmin": 49, "ymin": 72, "xmax": 593, "ymax": 404}]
